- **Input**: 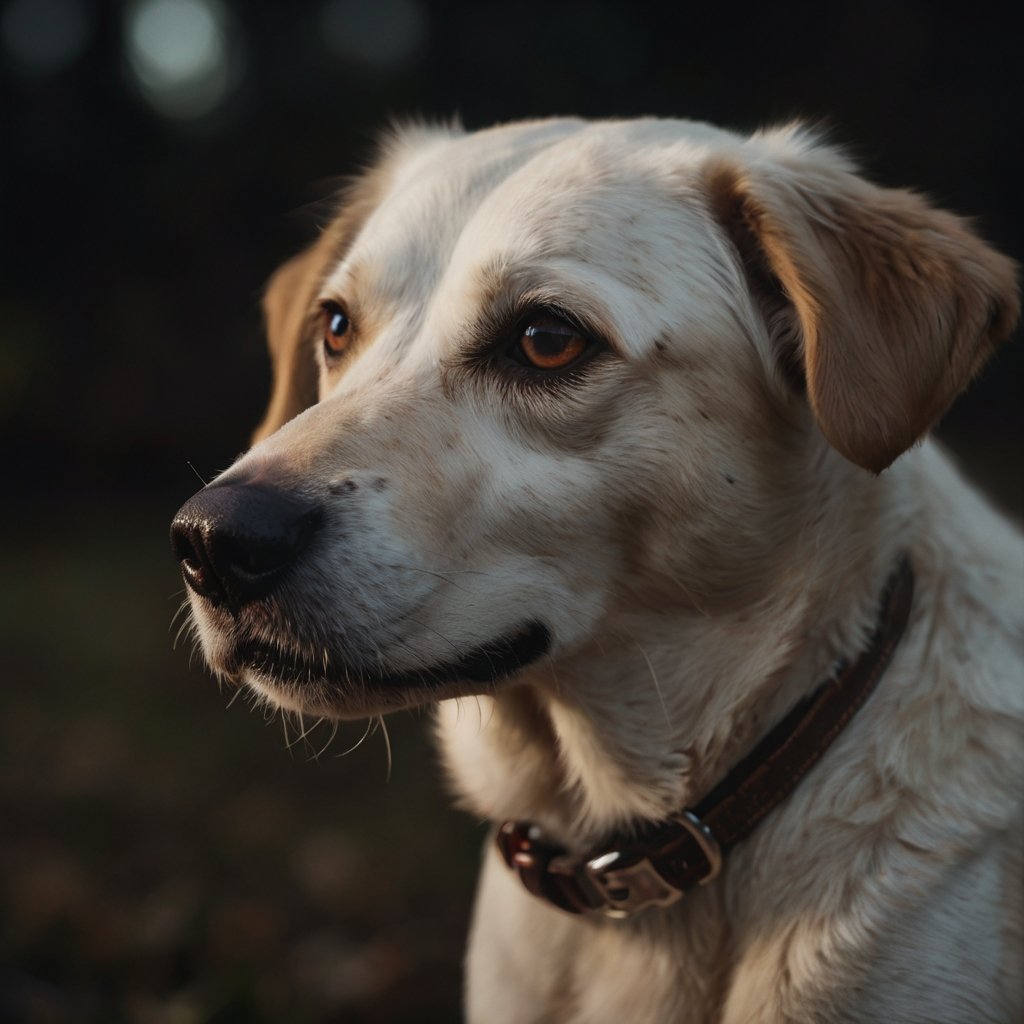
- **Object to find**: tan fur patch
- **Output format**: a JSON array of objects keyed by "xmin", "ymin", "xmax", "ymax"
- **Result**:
[
  {"xmin": 705, "ymin": 157, "xmax": 1020, "ymax": 472},
  {"xmin": 253, "ymin": 167, "xmax": 393, "ymax": 442}
]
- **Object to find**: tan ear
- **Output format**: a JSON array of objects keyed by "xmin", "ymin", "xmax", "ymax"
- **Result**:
[
  {"xmin": 706, "ymin": 136, "xmax": 1019, "ymax": 472},
  {"xmin": 251, "ymin": 170, "xmax": 391, "ymax": 444},
  {"xmin": 252, "ymin": 241, "xmax": 329, "ymax": 443}
]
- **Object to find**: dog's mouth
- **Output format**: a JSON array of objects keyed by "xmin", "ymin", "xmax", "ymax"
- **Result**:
[{"xmin": 231, "ymin": 620, "xmax": 552, "ymax": 698}]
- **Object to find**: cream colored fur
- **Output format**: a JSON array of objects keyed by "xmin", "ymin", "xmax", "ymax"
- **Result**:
[{"xmin": 185, "ymin": 118, "xmax": 1023, "ymax": 1022}]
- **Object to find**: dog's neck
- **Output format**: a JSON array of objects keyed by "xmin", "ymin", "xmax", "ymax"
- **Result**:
[
  {"xmin": 438, "ymin": 458, "xmax": 912, "ymax": 846},
  {"xmin": 493, "ymin": 555, "xmax": 914, "ymax": 917}
]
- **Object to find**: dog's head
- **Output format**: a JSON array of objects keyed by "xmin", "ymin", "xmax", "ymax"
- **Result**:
[{"xmin": 171, "ymin": 118, "xmax": 1017, "ymax": 719}]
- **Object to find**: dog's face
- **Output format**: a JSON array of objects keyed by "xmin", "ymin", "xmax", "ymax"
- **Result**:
[{"xmin": 172, "ymin": 118, "xmax": 1017, "ymax": 720}]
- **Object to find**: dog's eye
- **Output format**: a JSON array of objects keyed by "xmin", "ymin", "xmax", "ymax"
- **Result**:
[
  {"xmin": 321, "ymin": 301, "xmax": 351, "ymax": 357},
  {"xmin": 514, "ymin": 315, "xmax": 588, "ymax": 370}
]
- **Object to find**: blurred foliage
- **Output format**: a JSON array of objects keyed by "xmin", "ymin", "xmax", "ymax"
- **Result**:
[{"xmin": 0, "ymin": 1, "xmax": 1021, "ymax": 1022}]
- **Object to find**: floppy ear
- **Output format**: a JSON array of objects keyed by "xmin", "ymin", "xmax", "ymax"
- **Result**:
[
  {"xmin": 252, "ymin": 242, "xmax": 328, "ymax": 443},
  {"xmin": 251, "ymin": 171, "xmax": 391, "ymax": 444},
  {"xmin": 706, "ymin": 132, "xmax": 1019, "ymax": 472},
  {"xmin": 252, "ymin": 123, "xmax": 463, "ymax": 444}
]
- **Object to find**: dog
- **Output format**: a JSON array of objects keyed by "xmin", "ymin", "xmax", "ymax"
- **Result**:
[{"xmin": 171, "ymin": 118, "xmax": 1023, "ymax": 1023}]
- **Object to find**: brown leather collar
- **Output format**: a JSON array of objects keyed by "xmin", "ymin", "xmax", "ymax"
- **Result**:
[{"xmin": 497, "ymin": 556, "xmax": 915, "ymax": 918}]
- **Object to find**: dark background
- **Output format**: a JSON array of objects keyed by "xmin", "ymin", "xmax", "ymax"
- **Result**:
[{"xmin": 1, "ymin": 2, "xmax": 1021, "ymax": 1022}]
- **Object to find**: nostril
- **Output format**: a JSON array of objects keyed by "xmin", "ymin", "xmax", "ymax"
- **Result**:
[
  {"xmin": 170, "ymin": 523, "xmax": 199, "ymax": 569},
  {"xmin": 170, "ymin": 518, "xmax": 223, "ymax": 602},
  {"xmin": 215, "ymin": 530, "xmax": 303, "ymax": 580},
  {"xmin": 171, "ymin": 484, "xmax": 323, "ymax": 609}
]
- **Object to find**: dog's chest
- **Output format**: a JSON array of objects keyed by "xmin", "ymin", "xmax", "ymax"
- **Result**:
[{"xmin": 466, "ymin": 844, "xmax": 736, "ymax": 1024}]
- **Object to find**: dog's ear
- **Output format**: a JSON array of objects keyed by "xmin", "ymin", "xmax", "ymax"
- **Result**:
[
  {"xmin": 706, "ymin": 131, "xmax": 1019, "ymax": 472},
  {"xmin": 252, "ymin": 169, "xmax": 393, "ymax": 444},
  {"xmin": 252, "ymin": 123, "xmax": 463, "ymax": 445},
  {"xmin": 252, "ymin": 241, "xmax": 329, "ymax": 443}
]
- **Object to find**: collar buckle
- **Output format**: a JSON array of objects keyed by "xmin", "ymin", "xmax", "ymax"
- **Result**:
[
  {"xmin": 495, "ymin": 554, "xmax": 915, "ymax": 920},
  {"xmin": 584, "ymin": 850, "xmax": 682, "ymax": 918},
  {"xmin": 582, "ymin": 811, "xmax": 722, "ymax": 918}
]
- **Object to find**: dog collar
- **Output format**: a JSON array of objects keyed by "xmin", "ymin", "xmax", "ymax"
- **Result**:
[{"xmin": 496, "ymin": 556, "xmax": 915, "ymax": 918}]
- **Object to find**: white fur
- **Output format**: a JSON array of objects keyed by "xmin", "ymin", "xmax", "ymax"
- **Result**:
[{"xmin": 184, "ymin": 118, "xmax": 1023, "ymax": 1022}]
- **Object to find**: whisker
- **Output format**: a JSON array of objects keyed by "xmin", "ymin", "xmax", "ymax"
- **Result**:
[
  {"xmin": 186, "ymin": 460, "xmax": 210, "ymax": 486},
  {"xmin": 296, "ymin": 713, "xmax": 325, "ymax": 757},
  {"xmin": 376, "ymin": 715, "xmax": 393, "ymax": 781},
  {"xmin": 313, "ymin": 718, "xmax": 340, "ymax": 759},
  {"xmin": 636, "ymin": 642, "xmax": 673, "ymax": 730},
  {"xmin": 172, "ymin": 609, "xmax": 195, "ymax": 651},
  {"xmin": 280, "ymin": 711, "xmax": 296, "ymax": 754},
  {"xmin": 168, "ymin": 598, "xmax": 189, "ymax": 632},
  {"xmin": 285, "ymin": 712, "xmax": 312, "ymax": 751},
  {"xmin": 336, "ymin": 718, "xmax": 375, "ymax": 757}
]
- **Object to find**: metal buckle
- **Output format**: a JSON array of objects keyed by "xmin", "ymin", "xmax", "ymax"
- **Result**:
[
  {"xmin": 584, "ymin": 850, "xmax": 682, "ymax": 918},
  {"xmin": 582, "ymin": 811, "xmax": 722, "ymax": 919}
]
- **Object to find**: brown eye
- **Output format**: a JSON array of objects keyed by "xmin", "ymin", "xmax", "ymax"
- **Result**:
[
  {"xmin": 321, "ymin": 301, "xmax": 351, "ymax": 356},
  {"xmin": 516, "ymin": 315, "xmax": 588, "ymax": 370}
]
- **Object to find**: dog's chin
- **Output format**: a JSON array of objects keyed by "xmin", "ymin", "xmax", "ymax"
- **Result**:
[{"xmin": 227, "ymin": 620, "xmax": 552, "ymax": 718}]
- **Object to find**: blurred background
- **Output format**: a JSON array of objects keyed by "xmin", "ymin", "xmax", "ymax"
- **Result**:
[{"xmin": 1, "ymin": 1, "xmax": 1020, "ymax": 1021}]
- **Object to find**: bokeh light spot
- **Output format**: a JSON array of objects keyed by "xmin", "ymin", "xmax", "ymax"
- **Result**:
[
  {"xmin": 1, "ymin": 0, "xmax": 91, "ymax": 75},
  {"xmin": 125, "ymin": 0, "xmax": 241, "ymax": 119}
]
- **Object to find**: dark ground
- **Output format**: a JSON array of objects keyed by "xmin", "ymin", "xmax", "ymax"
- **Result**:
[{"xmin": 1, "ymin": 2, "xmax": 1021, "ymax": 1022}]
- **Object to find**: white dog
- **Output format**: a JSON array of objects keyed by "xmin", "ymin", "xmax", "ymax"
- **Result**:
[{"xmin": 172, "ymin": 118, "xmax": 1023, "ymax": 1023}]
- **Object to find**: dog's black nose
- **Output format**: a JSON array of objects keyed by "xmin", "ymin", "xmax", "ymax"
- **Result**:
[{"xmin": 170, "ymin": 483, "xmax": 322, "ymax": 608}]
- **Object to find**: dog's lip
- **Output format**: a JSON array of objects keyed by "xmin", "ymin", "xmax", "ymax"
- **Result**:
[{"xmin": 231, "ymin": 620, "xmax": 551, "ymax": 692}]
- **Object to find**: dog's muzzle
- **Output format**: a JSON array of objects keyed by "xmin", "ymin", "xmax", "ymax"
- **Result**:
[
  {"xmin": 170, "ymin": 482, "xmax": 322, "ymax": 610},
  {"xmin": 170, "ymin": 479, "xmax": 555, "ymax": 701}
]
